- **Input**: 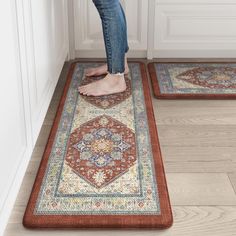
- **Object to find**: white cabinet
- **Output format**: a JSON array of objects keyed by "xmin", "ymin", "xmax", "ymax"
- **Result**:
[
  {"xmin": 27, "ymin": 0, "xmax": 69, "ymax": 143},
  {"xmin": 70, "ymin": 0, "xmax": 236, "ymax": 58},
  {"xmin": 154, "ymin": 0, "xmax": 236, "ymax": 57},
  {"xmin": 0, "ymin": 0, "xmax": 69, "ymax": 234}
]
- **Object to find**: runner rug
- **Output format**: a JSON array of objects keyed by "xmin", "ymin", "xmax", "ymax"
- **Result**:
[
  {"xmin": 23, "ymin": 61, "xmax": 173, "ymax": 229},
  {"xmin": 148, "ymin": 62, "xmax": 236, "ymax": 99}
]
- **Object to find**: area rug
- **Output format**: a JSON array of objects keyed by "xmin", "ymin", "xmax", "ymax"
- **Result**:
[
  {"xmin": 148, "ymin": 62, "xmax": 236, "ymax": 99},
  {"xmin": 23, "ymin": 61, "xmax": 173, "ymax": 229}
]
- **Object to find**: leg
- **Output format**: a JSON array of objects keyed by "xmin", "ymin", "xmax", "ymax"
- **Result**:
[
  {"xmin": 119, "ymin": 1, "xmax": 129, "ymax": 54},
  {"xmin": 84, "ymin": 0, "xmax": 129, "ymax": 77},
  {"xmin": 97, "ymin": 0, "xmax": 127, "ymax": 73},
  {"xmin": 78, "ymin": 0, "xmax": 129, "ymax": 96}
]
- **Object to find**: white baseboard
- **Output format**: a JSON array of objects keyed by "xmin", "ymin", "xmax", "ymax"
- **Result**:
[{"xmin": 74, "ymin": 49, "xmax": 236, "ymax": 60}]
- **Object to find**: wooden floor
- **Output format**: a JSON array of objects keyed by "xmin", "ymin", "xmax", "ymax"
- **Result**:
[{"xmin": 4, "ymin": 59, "xmax": 236, "ymax": 236}]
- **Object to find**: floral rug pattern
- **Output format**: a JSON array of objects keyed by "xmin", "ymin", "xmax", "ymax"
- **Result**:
[
  {"xmin": 34, "ymin": 63, "xmax": 160, "ymax": 215},
  {"xmin": 154, "ymin": 63, "xmax": 236, "ymax": 94}
]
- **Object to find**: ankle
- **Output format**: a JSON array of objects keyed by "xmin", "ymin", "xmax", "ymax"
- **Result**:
[
  {"xmin": 107, "ymin": 72, "xmax": 124, "ymax": 79},
  {"xmin": 106, "ymin": 73, "xmax": 125, "ymax": 84}
]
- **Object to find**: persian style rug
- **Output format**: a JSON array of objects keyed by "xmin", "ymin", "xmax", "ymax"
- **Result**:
[
  {"xmin": 148, "ymin": 62, "xmax": 236, "ymax": 99},
  {"xmin": 23, "ymin": 61, "xmax": 173, "ymax": 229}
]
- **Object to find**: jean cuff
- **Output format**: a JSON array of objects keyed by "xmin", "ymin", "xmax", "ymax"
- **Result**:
[{"xmin": 107, "ymin": 71, "xmax": 125, "ymax": 76}]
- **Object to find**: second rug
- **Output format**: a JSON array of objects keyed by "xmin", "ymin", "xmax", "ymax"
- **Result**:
[{"xmin": 148, "ymin": 62, "xmax": 236, "ymax": 99}]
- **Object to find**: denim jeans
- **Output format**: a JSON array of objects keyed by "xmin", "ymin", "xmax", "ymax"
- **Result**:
[{"xmin": 92, "ymin": 0, "xmax": 129, "ymax": 74}]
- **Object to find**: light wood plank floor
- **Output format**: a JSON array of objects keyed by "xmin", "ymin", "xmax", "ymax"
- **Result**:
[{"xmin": 4, "ymin": 59, "xmax": 236, "ymax": 236}]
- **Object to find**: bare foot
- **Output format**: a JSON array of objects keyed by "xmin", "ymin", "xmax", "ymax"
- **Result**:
[
  {"xmin": 85, "ymin": 57, "xmax": 129, "ymax": 77},
  {"xmin": 78, "ymin": 73, "xmax": 127, "ymax": 96}
]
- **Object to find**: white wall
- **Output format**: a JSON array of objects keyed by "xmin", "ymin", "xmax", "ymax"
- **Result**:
[
  {"xmin": 0, "ymin": 0, "xmax": 69, "ymax": 234},
  {"xmin": 69, "ymin": 0, "xmax": 236, "ymax": 59}
]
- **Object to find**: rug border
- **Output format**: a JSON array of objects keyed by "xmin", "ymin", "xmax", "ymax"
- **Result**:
[
  {"xmin": 22, "ymin": 60, "xmax": 173, "ymax": 229},
  {"xmin": 148, "ymin": 61, "xmax": 236, "ymax": 99}
]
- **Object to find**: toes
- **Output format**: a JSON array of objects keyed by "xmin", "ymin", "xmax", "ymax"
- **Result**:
[
  {"xmin": 78, "ymin": 85, "xmax": 92, "ymax": 96},
  {"xmin": 78, "ymin": 86, "xmax": 88, "ymax": 94},
  {"xmin": 79, "ymin": 90, "xmax": 88, "ymax": 95},
  {"xmin": 77, "ymin": 87, "xmax": 84, "ymax": 93},
  {"xmin": 79, "ymin": 89, "xmax": 88, "ymax": 95}
]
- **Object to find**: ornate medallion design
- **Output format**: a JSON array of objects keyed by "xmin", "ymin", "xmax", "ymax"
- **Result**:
[
  {"xmin": 176, "ymin": 67, "xmax": 236, "ymax": 89},
  {"xmin": 65, "ymin": 115, "xmax": 136, "ymax": 188}
]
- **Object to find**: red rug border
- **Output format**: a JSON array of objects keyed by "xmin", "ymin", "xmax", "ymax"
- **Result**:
[
  {"xmin": 148, "ymin": 61, "xmax": 236, "ymax": 99},
  {"xmin": 23, "ymin": 61, "xmax": 173, "ymax": 229}
]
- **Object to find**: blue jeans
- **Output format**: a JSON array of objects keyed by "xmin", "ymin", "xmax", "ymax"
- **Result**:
[{"xmin": 92, "ymin": 0, "xmax": 129, "ymax": 74}]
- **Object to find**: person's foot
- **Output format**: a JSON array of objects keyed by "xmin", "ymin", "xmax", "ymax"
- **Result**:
[
  {"xmin": 84, "ymin": 57, "xmax": 129, "ymax": 77},
  {"xmin": 78, "ymin": 73, "xmax": 127, "ymax": 96}
]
